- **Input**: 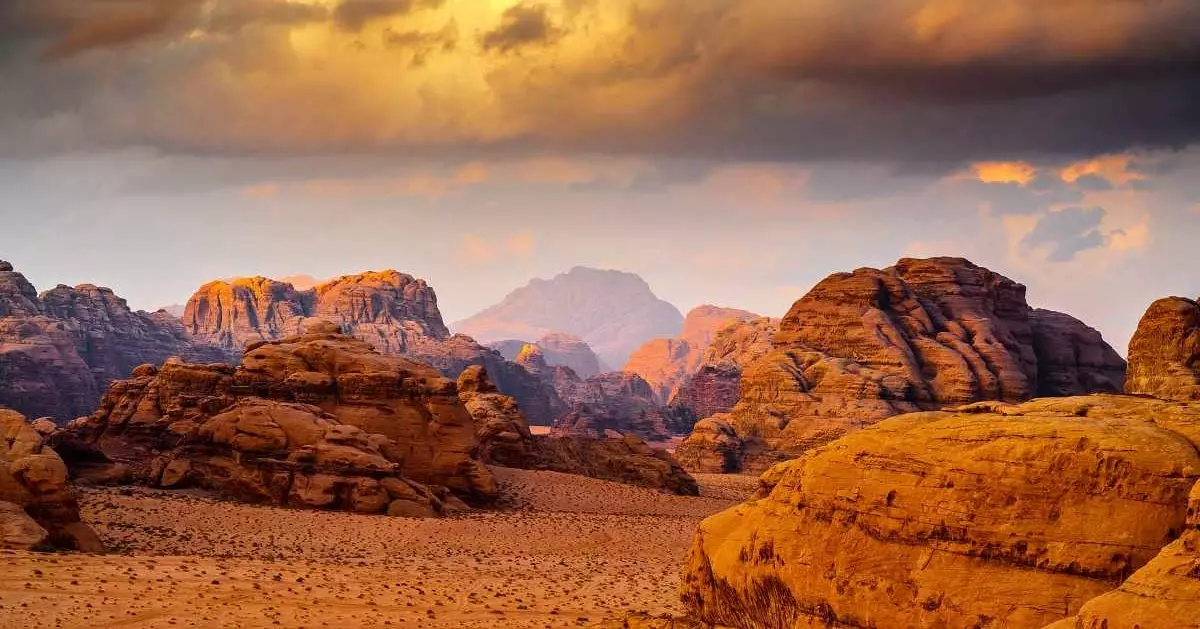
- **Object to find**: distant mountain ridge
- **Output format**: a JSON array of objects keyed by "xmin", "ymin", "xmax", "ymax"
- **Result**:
[{"xmin": 453, "ymin": 266, "xmax": 684, "ymax": 368}]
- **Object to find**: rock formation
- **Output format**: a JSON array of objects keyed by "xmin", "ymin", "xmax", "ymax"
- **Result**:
[
  {"xmin": 1125, "ymin": 296, "xmax": 1200, "ymax": 402},
  {"xmin": 670, "ymin": 317, "xmax": 778, "ymax": 424},
  {"xmin": 677, "ymin": 257, "xmax": 1127, "ymax": 473},
  {"xmin": 1, "ymin": 409, "xmax": 101, "ymax": 551},
  {"xmin": 53, "ymin": 323, "xmax": 497, "ymax": 515},
  {"xmin": 453, "ymin": 266, "xmax": 684, "ymax": 368},
  {"xmin": 455, "ymin": 366, "xmax": 699, "ymax": 496},
  {"xmin": 679, "ymin": 395, "xmax": 1200, "ymax": 629},
  {"xmin": 0, "ymin": 260, "xmax": 227, "ymax": 422},
  {"xmin": 624, "ymin": 306, "xmax": 759, "ymax": 404},
  {"xmin": 180, "ymin": 271, "xmax": 558, "ymax": 425},
  {"xmin": 490, "ymin": 332, "xmax": 604, "ymax": 379}
]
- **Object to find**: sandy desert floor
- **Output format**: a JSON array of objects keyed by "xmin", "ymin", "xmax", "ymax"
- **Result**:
[{"xmin": 0, "ymin": 469, "xmax": 757, "ymax": 629}]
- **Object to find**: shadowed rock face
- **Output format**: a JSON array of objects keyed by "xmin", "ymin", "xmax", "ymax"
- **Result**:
[
  {"xmin": 676, "ymin": 257, "xmax": 1127, "ymax": 474},
  {"xmin": 1126, "ymin": 296, "xmax": 1200, "ymax": 402},
  {"xmin": 679, "ymin": 395, "xmax": 1200, "ymax": 629},
  {"xmin": 180, "ymin": 271, "xmax": 557, "ymax": 426},
  {"xmin": 669, "ymin": 317, "xmax": 778, "ymax": 425},
  {"xmin": 0, "ymin": 260, "xmax": 227, "ymax": 422},
  {"xmin": 1, "ymin": 409, "xmax": 101, "ymax": 551},
  {"xmin": 453, "ymin": 266, "xmax": 685, "ymax": 368},
  {"xmin": 624, "ymin": 306, "xmax": 760, "ymax": 405},
  {"xmin": 490, "ymin": 333, "xmax": 604, "ymax": 379},
  {"xmin": 456, "ymin": 366, "xmax": 699, "ymax": 496},
  {"xmin": 53, "ymin": 324, "xmax": 497, "ymax": 513}
]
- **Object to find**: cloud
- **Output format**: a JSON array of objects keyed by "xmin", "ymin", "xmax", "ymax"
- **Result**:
[
  {"xmin": 456, "ymin": 231, "xmax": 536, "ymax": 265},
  {"xmin": 334, "ymin": 0, "xmax": 444, "ymax": 31},
  {"xmin": 1021, "ymin": 206, "xmax": 1107, "ymax": 262},
  {"xmin": 1, "ymin": 0, "xmax": 1198, "ymax": 163}
]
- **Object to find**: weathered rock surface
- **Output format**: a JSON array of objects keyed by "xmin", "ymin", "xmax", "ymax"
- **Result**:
[
  {"xmin": 53, "ymin": 324, "xmax": 497, "ymax": 513},
  {"xmin": 625, "ymin": 307, "xmax": 759, "ymax": 405},
  {"xmin": 670, "ymin": 317, "xmax": 778, "ymax": 424},
  {"xmin": 0, "ymin": 260, "xmax": 227, "ymax": 421},
  {"xmin": 491, "ymin": 333, "xmax": 604, "ymax": 379},
  {"xmin": 453, "ymin": 266, "xmax": 684, "ymax": 368},
  {"xmin": 180, "ymin": 271, "xmax": 558, "ymax": 425},
  {"xmin": 550, "ymin": 370, "xmax": 683, "ymax": 441},
  {"xmin": 680, "ymin": 395, "xmax": 1200, "ymax": 629},
  {"xmin": 1126, "ymin": 296, "xmax": 1200, "ymax": 402},
  {"xmin": 0, "ymin": 409, "xmax": 101, "ymax": 551},
  {"xmin": 677, "ymin": 258, "xmax": 1127, "ymax": 474},
  {"xmin": 456, "ymin": 366, "xmax": 698, "ymax": 495}
]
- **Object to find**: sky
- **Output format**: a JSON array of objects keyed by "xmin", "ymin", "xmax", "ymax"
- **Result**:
[{"xmin": 1, "ymin": 0, "xmax": 1199, "ymax": 354}]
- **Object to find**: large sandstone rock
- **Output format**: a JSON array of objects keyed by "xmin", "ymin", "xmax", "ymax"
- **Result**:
[
  {"xmin": 677, "ymin": 258, "xmax": 1127, "ymax": 473},
  {"xmin": 670, "ymin": 317, "xmax": 778, "ymax": 424},
  {"xmin": 679, "ymin": 395, "xmax": 1200, "ymax": 629},
  {"xmin": 181, "ymin": 271, "xmax": 558, "ymax": 426},
  {"xmin": 0, "ymin": 261, "xmax": 227, "ymax": 421},
  {"xmin": 54, "ymin": 324, "xmax": 497, "ymax": 512},
  {"xmin": 624, "ymin": 306, "xmax": 759, "ymax": 405},
  {"xmin": 457, "ymin": 366, "xmax": 698, "ymax": 495},
  {"xmin": 0, "ymin": 409, "xmax": 101, "ymax": 551},
  {"xmin": 550, "ymin": 370, "xmax": 683, "ymax": 441},
  {"xmin": 453, "ymin": 266, "xmax": 684, "ymax": 368},
  {"xmin": 1126, "ymin": 296, "xmax": 1200, "ymax": 402}
]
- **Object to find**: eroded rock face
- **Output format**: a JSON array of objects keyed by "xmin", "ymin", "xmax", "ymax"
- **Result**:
[
  {"xmin": 54, "ymin": 324, "xmax": 497, "ymax": 512},
  {"xmin": 456, "ymin": 366, "xmax": 698, "ymax": 495},
  {"xmin": 670, "ymin": 317, "xmax": 778, "ymax": 424},
  {"xmin": 625, "ymin": 307, "xmax": 759, "ymax": 405},
  {"xmin": 0, "ymin": 409, "xmax": 101, "ymax": 551},
  {"xmin": 181, "ymin": 271, "xmax": 557, "ymax": 426},
  {"xmin": 680, "ymin": 395, "xmax": 1200, "ymax": 629},
  {"xmin": 1126, "ymin": 296, "xmax": 1200, "ymax": 402},
  {"xmin": 677, "ymin": 258, "xmax": 1127, "ymax": 473},
  {"xmin": 550, "ymin": 371, "xmax": 683, "ymax": 441},
  {"xmin": 0, "ymin": 261, "xmax": 227, "ymax": 421},
  {"xmin": 453, "ymin": 266, "xmax": 685, "ymax": 368},
  {"xmin": 490, "ymin": 333, "xmax": 604, "ymax": 379}
]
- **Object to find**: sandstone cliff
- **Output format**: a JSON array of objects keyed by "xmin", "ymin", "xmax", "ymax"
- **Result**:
[
  {"xmin": 677, "ymin": 257, "xmax": 1127, "ymax": 473},
  {"xmin": 1126, "ymin": 296, "xmax": 1200, "ymax": 402},
  {"xmin": 490, "ymin": 332, "xmax": 604, "ymax": 379},
  {"xmin": 453, "ymin": 266, "xmax": 684, "ymax": 368},
  {"xmin": 53, "ymin": 323, "xmax": 497, "ymax": 515},
  {"xmin": 1, "ymin": 409, "xmax": 101, "ymax": 551},
  {"xmin": 180, "ymin": 270, "xmax": 557, "ymax": 425},
  {"xmin": 670, "ymin": 317, "xmax": 779, "ymax": 425},
  {"xmin": 456, "ymin": 366, "xmax": 698, "ymax": 496},
  {"xmin": 0, "ymin": 260, "xmax": 227, "ymax": 422},
  {"xmin": 624, "ymin": 306, "xmax": 759, "ymax": 405},
  {"xmin": 679, "ymin": 395, "xmax": 1200, "ymax": 629}
]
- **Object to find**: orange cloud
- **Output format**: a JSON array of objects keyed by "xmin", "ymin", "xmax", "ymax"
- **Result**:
[
  {"xmin": 971, "ymin": 162, "xmax": 1037, "ymax": 185},
  {"xmin": 1060, "ymin": 155, "xmax": 1146, "ymax": 186},
  {"xmin": 241, "ymin": 182, "xmax": 280, "ymax": 199}
]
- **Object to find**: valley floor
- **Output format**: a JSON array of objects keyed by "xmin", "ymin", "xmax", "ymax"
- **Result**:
[{"xmin": 0, "ymin": 469, "xmax": 756, "ymax": 629}]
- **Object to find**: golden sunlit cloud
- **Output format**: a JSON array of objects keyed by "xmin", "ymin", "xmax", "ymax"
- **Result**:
[
  {"xmin": 1060, "ymin": 155, "xmax": 1146, "ymax": 186},
  {"xmin": 972, "ymin": 162, "xmax": 1038, "ymax": 186}
]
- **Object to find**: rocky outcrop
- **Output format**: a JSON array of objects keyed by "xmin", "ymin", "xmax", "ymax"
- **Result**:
[
  {"xmin": 453, "ymin": 266, "xmax": 684, "ymax": 368},
  {"xmin": 53, "ymin": 323, "xmax": 497, "ymax": 514},
  {"xmin": 670, "ymin": 317, "xmax": 778, "ymax": 424},
  {"xmin": 625, "ymin": 306, "xmax": 759, "ymax": 405},
  {"xmin": 1126, "ymin": 296, "xmax": 1200, "ymax": 402},
  {"xmin": 180, "ymin": 271, "xmax": 557, "ymax": 426},
  {"xmin": 0, "ymin": 260, "xmax": 227, "ymax": 422},
  {"xmin": 550, "ymin": 370, "xmax": 683, "ymax": 441},
  {"xmin": 677, "ymin": 258, "xmax": 1127, "ymax": 474},
  {"xmin": 490, "ymin": 333, "xmax": 604, "ymax": 379},
  {"xmin": 456, "ymin": 366, "xmax": 698, "ymax": 495},
  {"xmin": 1, "ymin": 409, "xmax": 101, "ymax": 551},
  {"xmin": 679, "ymin": 395, "xmax": 1200, "ymax": 629}
]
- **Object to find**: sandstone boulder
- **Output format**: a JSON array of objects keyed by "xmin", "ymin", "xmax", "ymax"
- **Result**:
[
  {"xmin": 1126, "ymin": 296, "xmax": 1200, "ymax": 402},
  {"xmin": 0, "ymin": 409, "xmax": 101, "ymax": 551},
  {"xmin": 54, "ymin": 325, "xmax": 498, "ymax": 512},
  {"xmin": 680, "ymin": 395, "xmax": 1200, "ymax": 629}
]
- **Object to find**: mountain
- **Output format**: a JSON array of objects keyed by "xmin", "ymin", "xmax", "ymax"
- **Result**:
[
  {"xmin": 179, "ymin": 270, "xmax": 559, "ymax": 425},
  {"xmin": 675, "ymin": 257, "xmax": 1128, "ymax": 474},
  {"xmin": 0, "ymin": 260, "xmax": 227, "ymax": 422},
  {"xmin": 452, "ymin": 266, "xmax": 684, "ymax": 368},
  {"xmin": 489, "ymin": 333, "xmax": 604, "ymax": 379},
  {"xmin": 623, "ymin": 305, "xmax": 759, "ymax": 404}
]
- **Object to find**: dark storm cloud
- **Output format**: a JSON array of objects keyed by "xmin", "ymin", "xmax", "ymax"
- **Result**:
[
  {"xmin": 333, "ymin": 0, "xmax": 444, "ymax": 31},
  {"xmin": 479, "ymin": 3, "xmax": 561, "ymax": 53},
  {"xmin": 1021, "ymin": 206, "xmax": 1108, "ymax": 261}
]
